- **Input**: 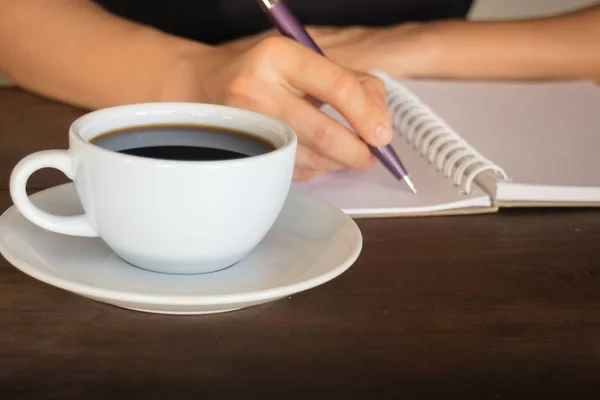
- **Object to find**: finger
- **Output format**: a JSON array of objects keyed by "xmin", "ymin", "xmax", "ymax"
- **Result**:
[
  {"xmin": 358, "ymin": 74, "xmax": 391, "ymax": 125},
  {"xmin": 295, "ymin": 144, "xmax": 345, "ymax": 172},
  {"xmin": 293, "ymin": 168, "xmax": 330, "ymax": 181},
  {"xmin": 280, "ymin": 43, "xmax": 393, "ymax": 148},
  {"xmin": 213, "ymin": 72, "xmax": 371, "ymax": 171},
  {"xmin": 279, "ymin": 94, "xmax": 377, "ymax": 170}
]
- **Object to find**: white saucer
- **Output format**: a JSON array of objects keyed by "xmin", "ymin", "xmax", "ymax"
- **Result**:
[{"xmin": 0, "ymin": 184, "xmax": 362, "ymax": 314}]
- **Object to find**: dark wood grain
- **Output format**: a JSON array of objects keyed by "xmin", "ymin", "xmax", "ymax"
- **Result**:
[{"xmin": 1, "ymin": 88, "xmax": 600, "ymax": 399}]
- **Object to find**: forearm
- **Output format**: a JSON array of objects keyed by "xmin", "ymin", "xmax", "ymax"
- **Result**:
[
  {"xmin": 0, "ymin": 0, "xmax": 213, "ymax": 109},
  {"xmin": 415, "ymin": 6, "xmax": 600, "ymax": 82}
]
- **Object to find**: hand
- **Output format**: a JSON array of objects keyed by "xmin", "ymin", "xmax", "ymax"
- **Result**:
[{"xmin": 159, "ymin": 37, "xmax": 393, "ymax": 181}]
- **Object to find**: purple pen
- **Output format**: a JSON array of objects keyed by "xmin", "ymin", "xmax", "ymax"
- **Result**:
[{"xmin": 257, "ymin": 0, "xmax": 417, "ymax": 194}]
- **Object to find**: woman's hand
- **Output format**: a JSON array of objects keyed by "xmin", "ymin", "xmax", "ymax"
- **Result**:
[{"xmin": 159, "ymin": 36, "xmax": 392, "ymax": 181}]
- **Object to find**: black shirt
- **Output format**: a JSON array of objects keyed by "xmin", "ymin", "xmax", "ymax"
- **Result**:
[{"xmin": 94, "ymin": 0, "xmax": 473, "ymax": 44}]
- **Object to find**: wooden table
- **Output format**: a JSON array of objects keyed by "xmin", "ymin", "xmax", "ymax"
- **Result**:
[{"xmin": 1, "ymin": 88, "xmax": 600, "ymax": 399}]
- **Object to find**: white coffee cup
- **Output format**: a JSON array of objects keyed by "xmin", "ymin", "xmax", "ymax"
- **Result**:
[{"xmin": 9, "ymin": 103, "xmax": 297, "ymax": 274}]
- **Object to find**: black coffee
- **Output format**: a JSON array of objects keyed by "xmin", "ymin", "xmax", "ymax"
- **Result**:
[{"xmin": 91, "ymin": 124, "xmax": 276, "ymax": 161}]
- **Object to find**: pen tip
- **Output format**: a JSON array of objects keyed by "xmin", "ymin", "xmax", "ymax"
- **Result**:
[{"xmin": 403, "ymin": 176, "xmax": 417, "ymax": 194}]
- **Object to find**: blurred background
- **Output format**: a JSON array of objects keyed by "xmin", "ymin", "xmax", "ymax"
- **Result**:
[{"xmin": 0, "ymin": 0, "xmax": 598, "ymax": 87}]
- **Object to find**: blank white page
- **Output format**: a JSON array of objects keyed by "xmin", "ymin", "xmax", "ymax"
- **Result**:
[
  {"xmin": 292, "ymin": 106, "xmax": 492, "ymax": 217},
  {"xmin": 399, "ymin": 79, "xmax": 600, "ymax": 202}
]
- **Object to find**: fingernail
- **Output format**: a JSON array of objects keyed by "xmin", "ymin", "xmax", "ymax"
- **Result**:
[{"xmin": 375, "ymin": 123, "xmax": 393, "ymax": 144}]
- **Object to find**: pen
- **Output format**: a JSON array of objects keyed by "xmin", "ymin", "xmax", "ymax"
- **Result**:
[{"xmin": 257, "ymin": 0, "xmax": 417, "ymax": 194}]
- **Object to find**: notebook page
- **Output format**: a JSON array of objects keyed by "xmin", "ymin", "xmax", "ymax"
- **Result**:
[
  {"xmin": 292, "ymin": 105, "xmax": 492, "ymax": 217},
  {"xmin": 399, "ymin": 79, "xmax": 600, "ymax": 203}
]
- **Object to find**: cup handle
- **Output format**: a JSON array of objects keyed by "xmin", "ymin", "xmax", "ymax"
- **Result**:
[{"xmin": 9, "ymin": 150, "xmax": 98, "ymax": 237}]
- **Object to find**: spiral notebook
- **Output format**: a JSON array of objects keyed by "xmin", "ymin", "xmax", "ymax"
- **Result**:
[{"xmin": 293, "ymin": 72, "xmax": 600, "ymax": 217}]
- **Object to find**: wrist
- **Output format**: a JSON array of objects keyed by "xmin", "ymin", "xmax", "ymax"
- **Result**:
[
  {"xmin": 396, "ymin": 20, "xmax": 463, "ymax": 78},
  {"xmin": 375, "ymin": 22, "xmax": 448, "ymax": 78},
  {"xmin": 149, "ymin": 35, "xmax": 223, "ymax": 103},
  {"xmin": 403, "ymin": 18, "xmax": 595, "ymax": 81}
]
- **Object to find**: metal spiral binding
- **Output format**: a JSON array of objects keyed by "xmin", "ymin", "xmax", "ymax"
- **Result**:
[{"xmin": 371, "ymin": 71, "xmax": 508, "ymax": 195}]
